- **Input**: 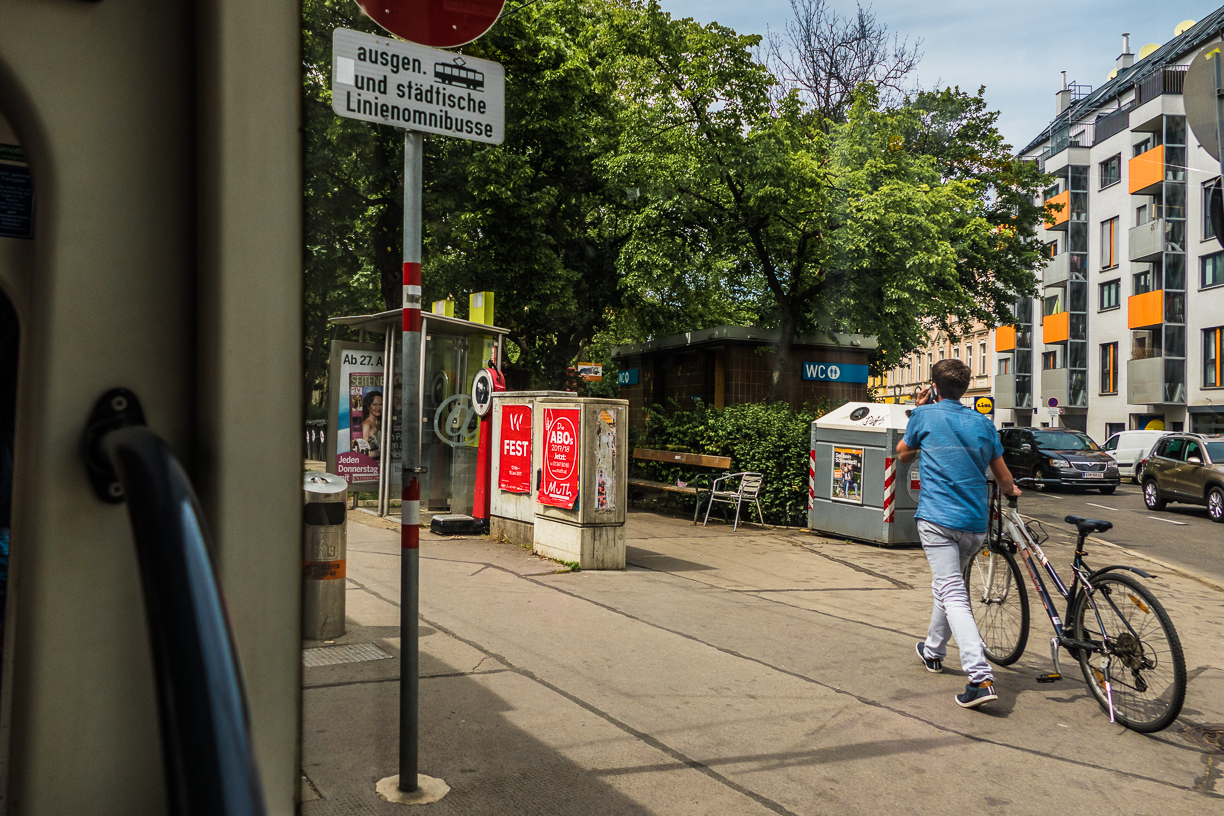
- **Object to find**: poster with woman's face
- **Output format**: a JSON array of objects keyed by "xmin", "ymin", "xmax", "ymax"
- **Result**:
[{"xmin": 337, "ymin": 373, "xmax": 382, "ymax": 483}]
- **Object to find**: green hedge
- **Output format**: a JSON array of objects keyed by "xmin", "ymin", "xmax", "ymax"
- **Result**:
[{"xmin": 638, "ymin": 400, "xmax": 837, "ymax": 526}]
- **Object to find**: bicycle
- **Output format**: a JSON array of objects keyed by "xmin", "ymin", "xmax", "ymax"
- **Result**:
[{"xmin": 963, "ymin": 478, "xmax": 1187, "ymax": 732}]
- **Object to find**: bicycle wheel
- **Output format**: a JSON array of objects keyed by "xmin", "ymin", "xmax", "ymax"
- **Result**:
[
  {"xmin": 1074, "ymin": 572, "xmax": 1186, "ymax": 732},
  {"xmin": 963, "ymin": 544, "xmax": 1029, "ymax": 665}
]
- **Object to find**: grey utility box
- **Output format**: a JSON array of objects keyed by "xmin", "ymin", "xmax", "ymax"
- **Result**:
[
  {"xmin": 808, "ymin": 402, "xmax": 920, "ymax": 546},
  {"xmin": 532, "ymin": 396, "xmax": 629, "ymax": 569},
  {"xmin": 489, "ymin": 391, "xmax": 576, "ymax": 547},
  {"xmin": 302, "ymin": 472, "xmax": 349, "ymax": 640}
]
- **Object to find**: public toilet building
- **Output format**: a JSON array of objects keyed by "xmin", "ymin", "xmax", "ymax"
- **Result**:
[{"xmin": 611, "ymin": 326, "xmax": 877, "ymax": 429}]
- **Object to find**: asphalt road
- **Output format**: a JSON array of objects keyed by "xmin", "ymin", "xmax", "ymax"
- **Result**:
[{"xmin": 1013, "ymin": 480, "xmax": 1223, "ymax": 585}]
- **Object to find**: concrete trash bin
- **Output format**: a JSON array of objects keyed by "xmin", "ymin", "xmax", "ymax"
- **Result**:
[
  {"xmin": 808, "ymin": 402, "xmax": 919, "ymax": 545},
  {"xmin": 302, "ymin": 472, "xmax": 348, "ymax": 640}
]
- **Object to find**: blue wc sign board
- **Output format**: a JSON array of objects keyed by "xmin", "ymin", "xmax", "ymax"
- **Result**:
[
  {"xmin": 617, "ymin": 368, "xmax": 639, "ymax": 385},
  {"xmin": 802, "ymin": 362, "xmax": 868, "ymax": 383}
]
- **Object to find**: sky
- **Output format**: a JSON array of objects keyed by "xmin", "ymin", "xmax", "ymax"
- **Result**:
[{"xmin": 659, "ymin": 0, "xmax": 1224, "ymax": 151}]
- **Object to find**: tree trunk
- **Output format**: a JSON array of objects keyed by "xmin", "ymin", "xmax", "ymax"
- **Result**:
[
  {"xmin": 303, "ymin": 294, "xmax": 329, "ymax": 411},
  {"xmin": 766, "ymin": 310, "xmax": 796, "ymax": 404}
]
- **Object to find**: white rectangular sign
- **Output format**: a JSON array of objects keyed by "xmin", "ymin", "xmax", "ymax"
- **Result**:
[{"xmin": 331, "ymin": 27, "xmax": 505, "ymax": 144}]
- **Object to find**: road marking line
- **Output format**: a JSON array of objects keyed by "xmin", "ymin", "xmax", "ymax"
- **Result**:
[
  {"xmin": 1147, "ymin": 516, "xmax": 1188, "ymax": 525},
  {"xmin": 1086, "ymin": 503, "xmax": 1114, "ymax": 511}
]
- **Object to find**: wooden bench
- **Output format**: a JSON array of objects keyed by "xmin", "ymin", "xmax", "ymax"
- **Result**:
[{"xmin": 629, "ymin": 449, "xmax": 732, "ymax": 523}]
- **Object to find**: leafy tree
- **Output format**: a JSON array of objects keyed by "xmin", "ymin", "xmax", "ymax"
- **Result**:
[
  {"xmin": 302, "ymin": 0, "xmax": 405, "ymax": 411},
  {"xmin": 607, "ymin": 2, "xmax": 1044, "ymax": 401}
]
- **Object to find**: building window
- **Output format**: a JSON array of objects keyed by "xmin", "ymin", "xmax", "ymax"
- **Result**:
[
  {"xmin": 1134, "ymin": 268, "xmax": 1154, "ymax": 295},
  {"xmin": 1046, "ymin": 240, "xmax": 1058, "ymax": 259},
  {"xmin": 1100, "ymin": 155, "xmax": 1121, "ymax": 189},
  {"xmin": 927, "ymin": 352, "xmax": 932, "ymax": 379},
  {"xmin": 952, "ymin": 346, "xmax": 959, "ymax": 361},
  {"xmin": 965, "ymin": 345, "xmax": 972, "ymax": 374},
  {"xmin": 1100, "ymin": 342, "xmax": 1118, "ymax": 394},
  {"xmin": 980, "ymin": 343, "xmax": 987, "ymax": 376},
  {"xmin": 1206, "ymin": 327, "xmax": 1222, "ymax": 388},
  {"xmin": 999, "ymin": 357, "xmax": 1011, "ymax": 375},
  {"xmin": 1105, "ymin": 422, "xmax": 1125, "ymax": 439},
  {"xmin": 1042, "ymin": 350, "xmax": 1059, "ymax": 370},
  {"xmin": 1205, "ymin": 179, "xmax": 1220, "ymax": 240},
  {"xmin": 1203, "ymin": 252, "xmax": 1224, "ymax": 289},
  {"xmin": 1099, "ymin": 279, "xmax": 1120, "ymax": 310},
  {"xmin": 1100, "ymin": 217, "xmax": 1118, "ymax": 269}
]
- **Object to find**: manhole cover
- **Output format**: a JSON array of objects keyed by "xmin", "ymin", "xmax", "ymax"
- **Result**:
[
  {"xmin": 302, "ymin": 642, "xmax": 393, "ymax": 668},
  {"xmin": 1181, "ymin": 723, "xmax": 1224, "ymax": 753}
]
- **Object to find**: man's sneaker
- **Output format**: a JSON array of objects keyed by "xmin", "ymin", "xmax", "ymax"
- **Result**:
[
  {"xmin": 956, "ymin": 680, "xmax": 998, "ymax": 709},
  {"xmin": 916, "ymin": 641, "xmax": 942, "ymax": 673}
]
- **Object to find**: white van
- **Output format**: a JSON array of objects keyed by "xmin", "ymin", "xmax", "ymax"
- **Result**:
[{"xmin": 1102, "ymin": 430, "xmax": 1167, "ymax": 483}]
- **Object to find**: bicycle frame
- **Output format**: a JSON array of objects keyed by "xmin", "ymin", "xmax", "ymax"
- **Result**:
[
  {"xmin": 985, "ymin": 483, "xmax": 1144, "ymax": 724},
  {"xmin": 988, "ymin": 485, "xmax": 1086, "ymax": 640}
]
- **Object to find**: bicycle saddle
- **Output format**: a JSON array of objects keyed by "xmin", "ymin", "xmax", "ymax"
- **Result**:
[{"xmin": 1065, "ymin": 515, "xmax": 1112, "ymax": 535}]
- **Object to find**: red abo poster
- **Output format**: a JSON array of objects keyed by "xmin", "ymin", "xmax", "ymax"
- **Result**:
[
  {"xmin": 539, "ymin": 408, "xmax": 580, "ymax": 509},
  {"xmin": 498, "ymin": 404, "xmax": 532, "ymax": 493}
]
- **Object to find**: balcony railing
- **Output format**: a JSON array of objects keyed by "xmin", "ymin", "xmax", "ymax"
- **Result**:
[
  {"xmin": 1127, "ymin": 356, "xmax": 1186, "ymax": 405},
  {"xmin": 1041, "ymin": 122, "xmax": 1095, "ymax": 162},
  {"xmin": 1129, "ymin": 219, "xmax": 1165, "ymax": 262},
  {"xmin": 1093, "ymin": 104, "xmax": 1131, "ymax": 144},
  {"xmin": 1043, "ymin": 251, "xmax": 1070, "ymax": 287},
  {"xmin": 1135, "ymin": 65, "xmax": 1188, "ymax": 105}
]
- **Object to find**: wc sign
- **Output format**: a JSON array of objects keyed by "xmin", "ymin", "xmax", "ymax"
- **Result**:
[{"xmin": 802, "ymin": 362, "xmax": 869, "ymax": 383}]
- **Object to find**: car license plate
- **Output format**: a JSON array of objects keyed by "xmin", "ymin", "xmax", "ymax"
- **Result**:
[{"xmin": 1083, "ymin": 472, "xmax": 1103, "ymax": 479}]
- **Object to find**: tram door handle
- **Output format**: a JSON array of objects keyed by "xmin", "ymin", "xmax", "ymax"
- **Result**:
[{"xmin": 84, "ymin": 388, "xmax": 267, "ymax": 816}]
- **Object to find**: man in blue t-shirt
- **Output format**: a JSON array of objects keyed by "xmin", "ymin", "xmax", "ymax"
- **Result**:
[{"xmin": 897, "ymin": 358, "xmax": 1020, "ymax": 709}]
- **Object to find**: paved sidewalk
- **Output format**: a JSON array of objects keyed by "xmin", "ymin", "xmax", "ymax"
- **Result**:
[{"xmin": 300, "ymin": 509, "xmax": 1224, "ymax": 814}]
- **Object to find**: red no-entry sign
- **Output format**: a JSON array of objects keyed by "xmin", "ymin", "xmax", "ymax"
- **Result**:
[{"xmin": 356, "ymin": 0, "xmax": 506, "ymax": 48}]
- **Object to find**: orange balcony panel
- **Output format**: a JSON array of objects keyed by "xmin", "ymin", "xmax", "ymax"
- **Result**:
[
  {"xmin": 995, "ymin": 325, "xmax": 1017, "ymax": 352},
  {"xmin": 1129, "ymin": 145, "xmax": 1164, "ymax": 194},
  {"xmin": 1043, "ymin": 311, "xmax": 1070, "ymax": 344},
  {"xmin": 1128, "ymin": 289, "xmax": 1164, "ymax": 329},
  {"xmin": 1044, "ymin": 190, "xmax": 1070, "ymax": 228}
]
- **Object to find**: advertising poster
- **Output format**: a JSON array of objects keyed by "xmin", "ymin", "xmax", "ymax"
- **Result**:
[
  {"xmin": 831, "ymin": 446, "xmax": 864, "ymax": 504},
  {"xmin": 498, "ymin": 404, "xmax": 532, "ymax": 493},
  {"xmin": 337, "ymin": 372, "xmax": 383, "ymax": 483},
  {"xmin": 334, "ymin": 347, "xmax": 402, "ymax": 485},
  {"xmin": 594, "ymin": 409, "xmax": 617, "ymax": 510},
  {"xmin": 538, "ymin": 407, "xmax": 580, "ymax": 509}
]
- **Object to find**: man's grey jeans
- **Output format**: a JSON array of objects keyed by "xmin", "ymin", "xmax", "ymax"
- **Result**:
[{"xmin": 918, "ymin": 519, "xmax": 993, "ymax": 684}]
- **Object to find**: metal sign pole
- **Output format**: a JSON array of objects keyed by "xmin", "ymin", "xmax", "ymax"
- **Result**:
[{"xmin": 399, "ymin": 128, "xmax": 424, "ymax": 793}]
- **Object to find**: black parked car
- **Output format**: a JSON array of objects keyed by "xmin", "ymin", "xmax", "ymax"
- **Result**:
[{"xmin": 999, "ymin": 428, "xmax": 1121, "ymax": 493}]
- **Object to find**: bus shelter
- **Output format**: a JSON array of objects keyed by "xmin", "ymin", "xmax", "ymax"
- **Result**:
[{"xmin": 327, "ymin": 308, "xmax": 508, "ymax": 518}]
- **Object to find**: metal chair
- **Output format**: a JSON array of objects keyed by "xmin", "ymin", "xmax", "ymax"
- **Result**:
[{"xmin": 702, "ymin": 472, "xmax": 765, "ymax": 531}]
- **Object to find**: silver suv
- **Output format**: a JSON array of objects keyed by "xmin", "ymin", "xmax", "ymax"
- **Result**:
[{"xmin": 1141, "ymin": 433, "xmax": 1224, "ymax": 523}]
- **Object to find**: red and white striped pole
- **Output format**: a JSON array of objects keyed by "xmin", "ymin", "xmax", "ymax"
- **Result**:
[
  {"xmin": 883, "ymin": 456, "xmax": 897, "ymax": 524},
  {"xmin": 399, "ymin": 130, "xmax": 423, "ymax": 793}
]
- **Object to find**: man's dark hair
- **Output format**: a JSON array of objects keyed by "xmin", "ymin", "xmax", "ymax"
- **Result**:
[{"xmin": 932, "ymin": 358, "xmax": 971, "ymax": 401}]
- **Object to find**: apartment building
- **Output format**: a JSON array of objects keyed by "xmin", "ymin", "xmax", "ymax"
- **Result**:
[
  {"xmin": 997, "ymin": 13, "xmax": 1224, "ymax": 440},
  {"xmin": 874, "ymin": 323, "xmax": 993, "ymax": 406}
]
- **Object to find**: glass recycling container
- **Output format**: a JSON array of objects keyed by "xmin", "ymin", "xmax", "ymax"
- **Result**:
[{"xmin": 808, "ymin": 402, "xmax": 920, "ymax": 545}]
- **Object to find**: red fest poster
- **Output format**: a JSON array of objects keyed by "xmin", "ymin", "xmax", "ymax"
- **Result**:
[
  {"xmin": 498, "ymin": 404, "xmax": 532, "ymax": 493},
  {"xmin": 539, "ymin": 408, "xmax": 580, "ymax": 509}
]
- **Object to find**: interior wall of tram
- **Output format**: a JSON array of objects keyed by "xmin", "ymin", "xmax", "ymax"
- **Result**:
[{"xmin": 0, "ymin": 2, "xmax": 302, "ymax": 813}]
